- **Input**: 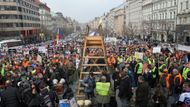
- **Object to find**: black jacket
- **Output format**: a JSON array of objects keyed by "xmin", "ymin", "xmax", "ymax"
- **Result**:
[
  {"xmin": 136, "ymin": 82, "xmax": 150, "ymax": 104},
  {"xmin": 112, "ymin": 72, "xmax": 120, "ymax": 91},
  {"xmin": 1, "ymin": 86, "xmax": 21, "ymax": 107},
  {"xmin": 118, "ymin": 76, "xmax": 132, "ymax": 99}
]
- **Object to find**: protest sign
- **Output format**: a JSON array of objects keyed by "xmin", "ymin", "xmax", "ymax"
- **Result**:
[
  {"xmin": 38, "ymin": 46, "xmax": 47, "ymax": 53},
  {"xmin": 119, "ymin": 47, "xmax": 127, "ymax": 54},
  {"xmin": 177, "ymin": 45, "xmax": 190, "ymax": 52},
  {"xmin": 153, "ymin": 47, "xmax": 161, "ymax": 53},
  {"xmin": 135, "ymin": 52, "xmax": 143, "ymax": 59}
]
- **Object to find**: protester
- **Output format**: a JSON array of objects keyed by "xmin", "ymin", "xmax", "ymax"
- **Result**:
[
  {"xmin": 136, "ymin": 76, "xmax": 150, "ymax": 107},
  {"xmin": 95, "ymin": 76, "xmax": 111, "ymax": 107},
  {"xmin": 82, "ymin": 72, "xmax": 96, "ymax": 99},
  {"xmin": 177, "ymin": 81, "xmax": 190, "ymax": 107},
  {"xmin": 116, "ymin": 71, "xmax": 133, "ymax": 107},
  {"xmin": 153, "ymin": 85, "xmax": 167, "ymax": 107},
  {"xmin": 1, "ymin": 80, "xmax": 21, "ymax": 107},
  {"xmin": 1, "ymin": 38, "xmax": 190, "ymax": 107}
]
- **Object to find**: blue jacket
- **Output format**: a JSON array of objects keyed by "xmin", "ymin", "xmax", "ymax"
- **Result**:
[{"xmin": 83, "ymin": 77, "xmax": 96, "ymax": 93}]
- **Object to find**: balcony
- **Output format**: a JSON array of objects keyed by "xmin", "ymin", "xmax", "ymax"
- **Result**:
[
  {"xmin": 142, "ymin": 0, "xmax": 153, "ymax": 6},
  {"xmin": 0, "ymin": 27, "xmax": 40, "ymax": 32},
  {"xmin": 0, "ymin": 2, "xmax": 17, "ymax": 6}
]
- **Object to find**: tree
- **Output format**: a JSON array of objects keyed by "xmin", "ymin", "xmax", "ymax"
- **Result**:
[
  {"xmin": 159, "ymin": 20, "xmax": 174, "ymax": 43},
  {"xmin": 41, "ymin": 25, "xmax": 51, "ymax": 41},
  {"xmin": 142, "ymin": 20, "xmax": 153, "ymax": 40},
  {"xmin": 125, "ymin": 23, "xmax": 137, "ymax": 39}
]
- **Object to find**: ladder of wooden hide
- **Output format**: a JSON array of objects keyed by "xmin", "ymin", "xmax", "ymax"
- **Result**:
[{"xmin": 76, "ymin": 36, "xmax": 108, "ymax": 99}]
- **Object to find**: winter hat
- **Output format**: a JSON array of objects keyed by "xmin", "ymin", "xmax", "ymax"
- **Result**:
[
  {"xmin": 59, "ymin": 78, "xmax": 65, "ymax": 84},
  {"xmin": 77, "ymin": 100, "xmax": 84, "ymax": 106},
  {"xmin": 84, "ymin": 100, "xmax": 92, "ymax": 106},
  {"xmin": 53, "ymin": 79, "xmax": 58, "ymax": 85}
]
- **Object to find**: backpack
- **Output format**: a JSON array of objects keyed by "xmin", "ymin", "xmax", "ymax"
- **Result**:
[
  {"xmin": 40, "ymin": 88, "xmax": 53, "ymax": 107},
  {"xmin": 160, "ymin": 74, "xmax": 170, "ymax": 88},
  {"xmin": 18, "ymin": 81, "xmax": 33, "ymax": 105}
]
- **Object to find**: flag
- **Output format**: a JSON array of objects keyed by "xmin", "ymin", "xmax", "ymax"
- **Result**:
[{"xmin": 55, "ymin": 28, "xmax": 63, "ymax": 45}]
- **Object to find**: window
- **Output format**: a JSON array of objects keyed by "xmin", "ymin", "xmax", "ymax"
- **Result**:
[
  {"xmin": 174, "ymin": 0, "xmax": 177, "ymax": 5},
  {"xmin": 165, "ymin": 1, "xmax": 168, "ymax": 7},
  {"xmin": 179, "ymin": 17, "xmax": 182, "ymax": 24},
  {"xmin": 184, "ymin": 17, "xmax": 187, "ymax": 23},
  {"xmin": 186, "ymin": 1, "xmax": 189, "ymax": 9},
  {"xmin": 181, "ymin": 2, "xmax": 183, "ymax": 10},
  {"xmin": 0, "ymin": 6, "xmax": 5, "ymax": 10}
]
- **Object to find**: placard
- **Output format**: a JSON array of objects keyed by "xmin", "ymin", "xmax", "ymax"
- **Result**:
[
  {"xmin": 38, "ymin": 46, "xmax": 47, "ymax": 53},
  {"xmin": 153, "ymin": 47, "xmax": 161, "ymax": 53},
  {"xmin": 119, "ymin": 47, "xmax": 127, "ymax": 54},
  {"xmin": 177, "ymin": 45, "xmax": 190, "ymax": 52},
  {"xmin": 48, "ymin": 48, "xmax": 53, "ymax": 54},
  {"xmin": 24, "ymin": 51, "xmax": 29, "ymax": 55},
  {"xmin": 135, "ymin": 52, "xmax": 143, "ymax": 59},
  {"xmin": 8, "ymin": 49, "xmax": 16, "ymax": 54},
  {"xmin": 29, "ymin": 49, "xmax": 38, "ymax": 55},
  {"xmin": 69, "ymin": 97, "xmax": 78, "ymax": 107}
]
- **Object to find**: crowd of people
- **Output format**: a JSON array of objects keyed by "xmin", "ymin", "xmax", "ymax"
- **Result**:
[
  {"xmin": 82, "ymin": 43, "xmax": 190, "ymax": 107},
  {"xmin": 0, "ymin": 41, "xmax": 81, "ymax": 107},
  {"xmin": 0, "ymin": 38, "xmax": 190, "ymax": 107}
]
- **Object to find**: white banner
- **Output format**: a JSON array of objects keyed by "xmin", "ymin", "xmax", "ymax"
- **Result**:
[
  {"xmin": 24, "ymin": 51, "xmax": 29, "ymax": 55},
  {"xmin": 153, "ymin": 47, "xmax": 161, "ymax": 53},
  {"xmin": 177, "ymin": 45, "xmax": 190, "ymax": 52},
  {"xmin": 38, "ymin": 46, "xmax": 47, "ymax": 53}
]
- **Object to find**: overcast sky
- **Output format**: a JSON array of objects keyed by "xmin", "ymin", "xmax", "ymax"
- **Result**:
[{"xmin": 42, "ymin": 0, "xmax": 123, "ymax": 23}]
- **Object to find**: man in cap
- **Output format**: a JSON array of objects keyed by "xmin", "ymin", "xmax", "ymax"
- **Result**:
[{"xmin": 177, "ymin": 81, "xmax": 190, "ymax": 107}]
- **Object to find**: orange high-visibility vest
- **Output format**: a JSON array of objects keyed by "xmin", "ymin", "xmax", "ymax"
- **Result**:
[
  {"xmin": 166, "ymin": 74, "xmax": 171, "ymax": 89},
  {"xmin": 174, "ymin": 74, "xmax": 183, "ymax": 86},
  {"xmin": 52, "ymin": 59, "xmax": 56, "ymax": 63},
  {"xmin": 108, "ymin": 57, "xmax": 116, "ymax": 66},
  {"xmin": 160, "ymin": 73, "xmax": 171, "ymax": 89},
  {"xmin": 107, "ymin": 57, "xmax": 112, "ymax": 66},
  {"xmin": 22, "ymin": 61, "xmax": 29, "ymax": 68}
]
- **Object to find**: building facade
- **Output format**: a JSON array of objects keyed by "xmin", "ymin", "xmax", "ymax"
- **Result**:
[
  {"xmin": 39, "ymin": 2, "xmax": 52, "ymax": 41},
  {"xmin": 114, "ymin": 3, "xmax": 126, "ymax": 36},
  {"xmin": 176, "ymin": 0, "xmax": 190, "ymax": 44},
  {"xmin": 142, "ymin": 0, "xmax": 153, "ymax": 39},
  {"xmin": 39, "ymin": 2, "xmax": 52, "ymax": 31},
  {"xmin": 88, "ymin": 17, "xmax": 101, "ymax": 31},
  {"xmin": 0, "ymin": 0, "xmax": 40, "ymax": 43},
  {"xmin": 105, "ymin": 9, "xmax": 115, "ymax": 35},
  {"xmin": 125, "ymin": 0, "xmax": 143, "ymax": 38},
  {"xmin": 152, "ymin": 0, "xmax": 177, "ymax": 42}
]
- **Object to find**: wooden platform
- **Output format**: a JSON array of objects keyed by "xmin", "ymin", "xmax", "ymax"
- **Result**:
[{"xmin": 76, "ymin": 36, "xmax": 108, "ymax": 100}]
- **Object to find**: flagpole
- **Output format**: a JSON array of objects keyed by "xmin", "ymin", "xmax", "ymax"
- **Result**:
[{"xmin": 57, "ymin": 28, "xmax": 59, "ymax": 44}]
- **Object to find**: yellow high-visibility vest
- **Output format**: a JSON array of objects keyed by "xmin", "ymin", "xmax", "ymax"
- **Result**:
[
  {"xmin": 159, "ymin": 64, "xmax": 166, "ymax": 76},
  {"xmin": 137, "ymin": 63, "xmax": 143, "ymax": 74},
  {"xmin": 96, "ymin": 82, "xmax": 110, "ymax": 96},
  {"xmin": 31, "ymin": 69, "xmax": 36, "ymax": 75},
  {"xmin": 183, "ymin": 67, "xmax": 190, "ymax": 80},
  {"xmin": 117, "ymin": 57, "xmax": 123, "ymax": 64}
]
